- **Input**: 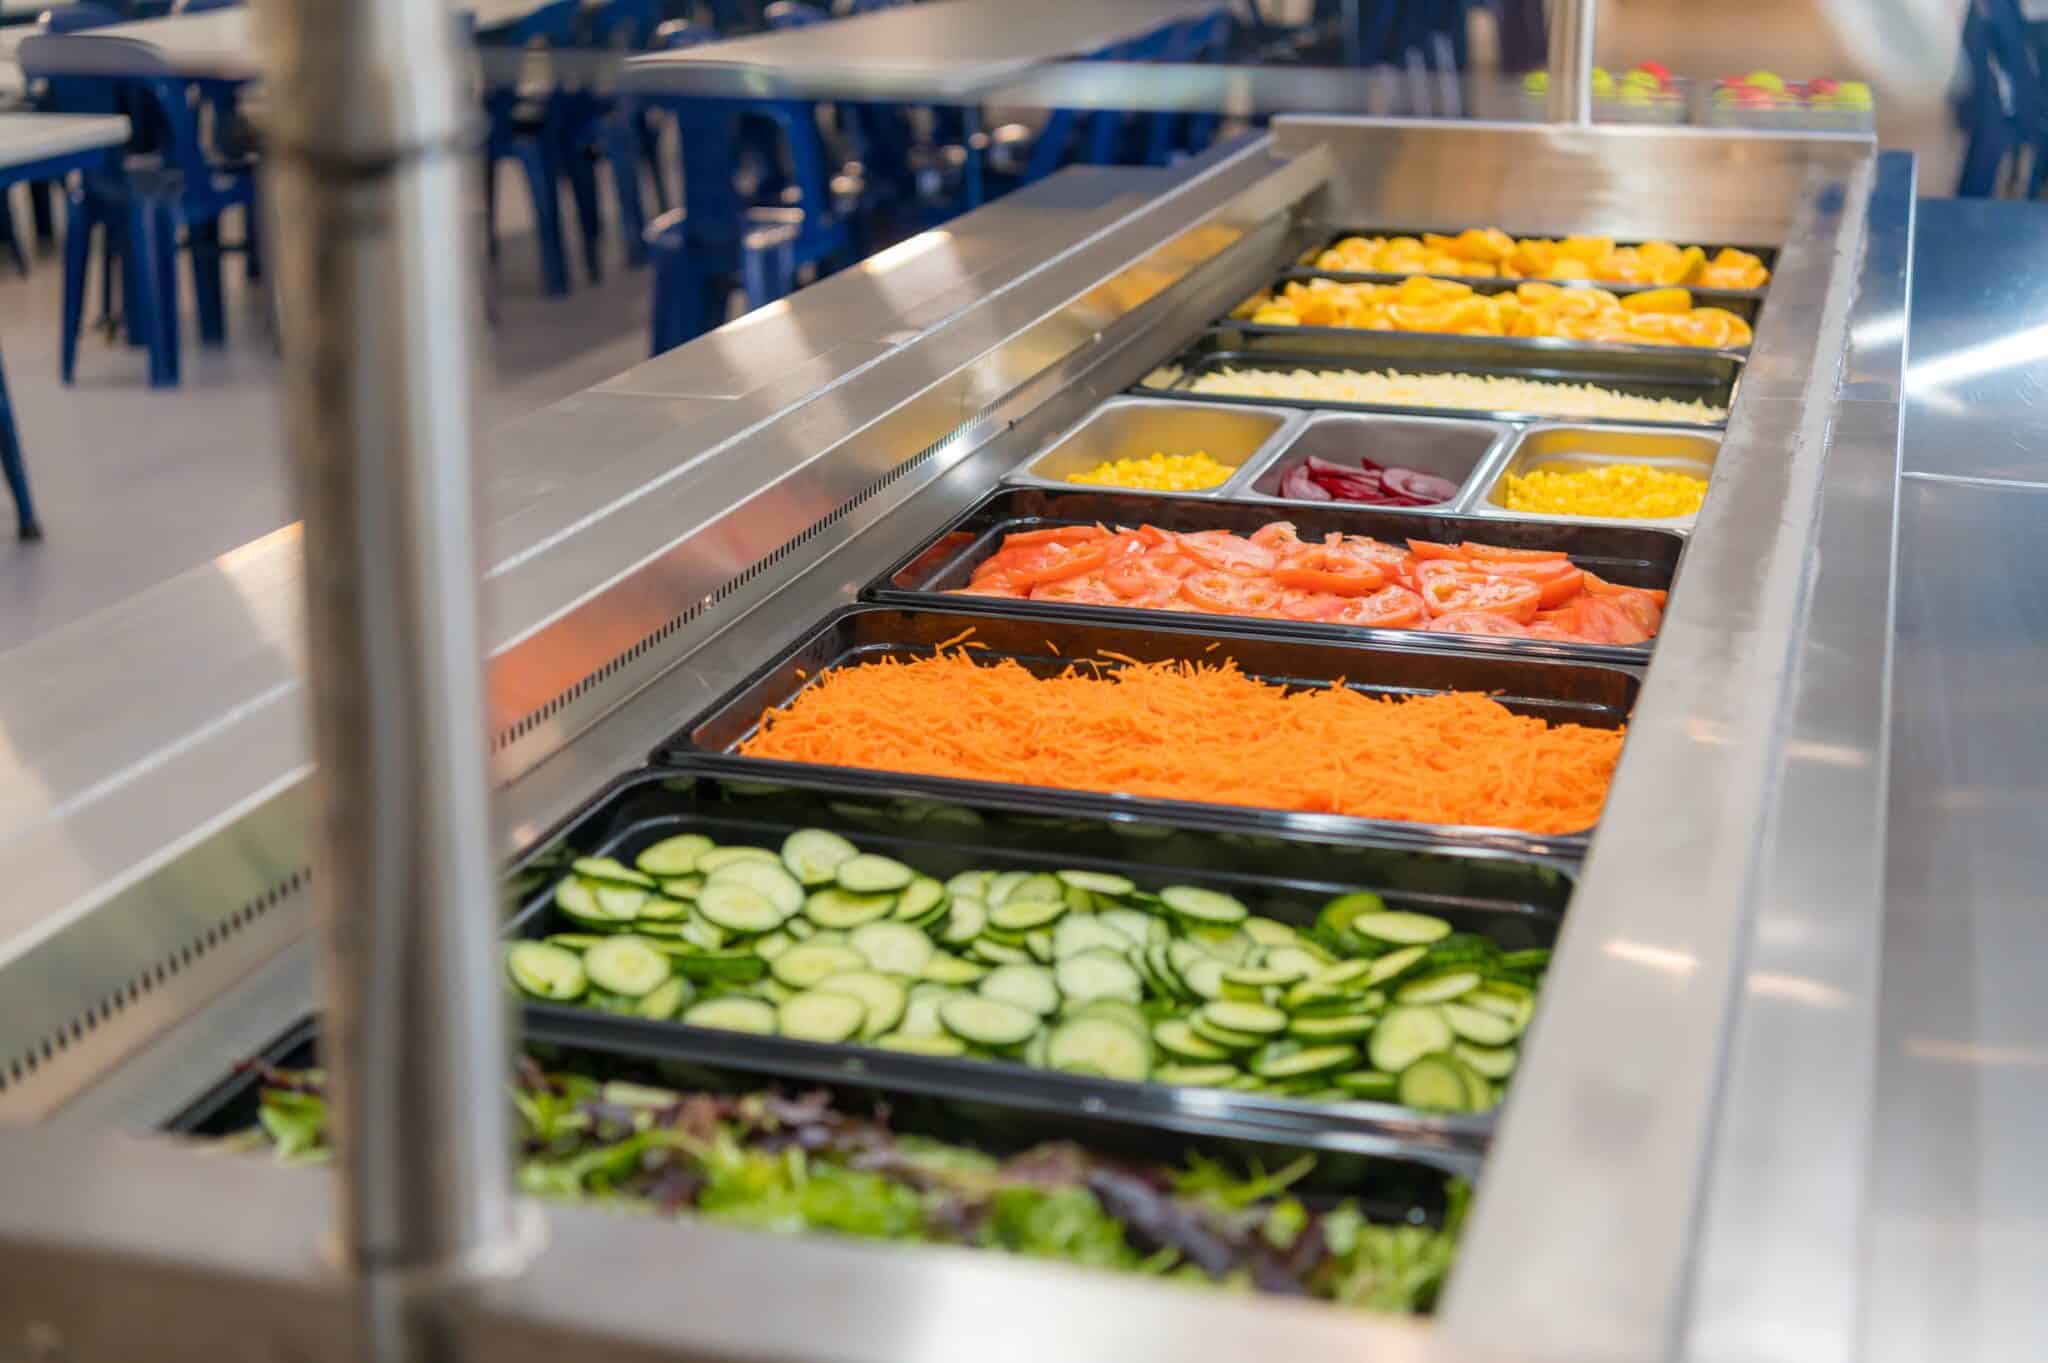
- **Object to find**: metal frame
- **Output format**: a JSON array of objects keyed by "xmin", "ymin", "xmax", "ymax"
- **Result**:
[{"xmin": 0, "ymin": 116, "xmax": 1908, "ymax": 1363}]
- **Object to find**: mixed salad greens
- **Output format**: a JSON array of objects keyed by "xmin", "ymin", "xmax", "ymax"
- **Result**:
[
  {"xmin": 511, "ymin": 827, "xmax": 1551, "ymax": 1114},
  {"xmin": 226, "ymin": 1060, "xmax": 1464, "ymax": 1313}
]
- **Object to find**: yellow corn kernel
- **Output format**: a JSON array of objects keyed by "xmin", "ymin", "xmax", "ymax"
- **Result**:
[
  {"xmin": 1499, "ymin": 462, "xmax": 1710, "ymax": 519},
  {"xmin": 1066, "ymin": 449, "xmax": 1235, "ymax": 492}
]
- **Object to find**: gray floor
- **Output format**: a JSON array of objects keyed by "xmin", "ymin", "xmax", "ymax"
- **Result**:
[{"xmin": 0, "ymin": 190, "xmax": 654, "ymax": 653}]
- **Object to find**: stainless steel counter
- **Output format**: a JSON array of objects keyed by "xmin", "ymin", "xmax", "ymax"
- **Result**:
[
  {"xmin": 4, "ymin": 122, "xmax": 2011, "ymax": 1363},
  {"xmin": 1867, "ymin": 196, "xmax": 2048, "ymax": 1363}
]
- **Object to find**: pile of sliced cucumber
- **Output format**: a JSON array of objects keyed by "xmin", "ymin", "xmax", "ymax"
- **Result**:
[{"xmin": 504, "ymin": 828, "xmax": 1549, "ymax": 1114}]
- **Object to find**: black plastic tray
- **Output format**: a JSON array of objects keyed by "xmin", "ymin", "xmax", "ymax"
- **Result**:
[
  {"xmin": 1293, "ymin": 225, "xmax": 1776, "ymax": 304},
  {"xmin": 170, "ymin": 1016, "xmax": 1464, "ymax": 1217},
  {"xmin": 655, "ymin": 604, "xmax": 1636, "ymax": 855},
  {"xmin": 1140, "ymin": 329, "xmax": 1738, "ymax": 430},
  {"xmin": 502, "ymin": 767, "xmax": 1577, "ymax": 1165},
  {"xmin": 868, "ymin": 487, "xmax": 1682, "ymax": 665}
]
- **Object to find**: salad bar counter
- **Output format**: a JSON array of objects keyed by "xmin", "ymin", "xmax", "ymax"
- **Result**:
[{"xmin": 0, "ymin": 119, "xmax": 1951, "ymax": 1363}]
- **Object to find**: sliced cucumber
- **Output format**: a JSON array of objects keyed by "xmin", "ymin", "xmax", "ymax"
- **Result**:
[
  {"xmin": 1188, "ymin": 1015, "xmax": 1266, "ymax": 1052},
  {"xmin": 937, "ymin": 894, "xmax": 985, "ymax": 946},
  {"xmin": 677, "ymin": 916, "xmax": 729, "ymax": 952},
  {"xmin": 1160, "ymin": 885, "xmax": 1248, "ymax": 925},
  {"xmin": 898, "ymin": 989, "xmax": 950, "ymax": 1037},
  {"xmin": 1179, "ymin": 955, "xmax": 1229, "ymax": 1001},
  {"xmin": 1496, "ymin": 948, "xmax": 1553, "ymax": 973},
  {"xmin": 1054, "ymin": 949, "xmax": 1144, "ymax": 1006},
  {"xmin": 545, "ymin": 932, "xmax": 609, "ymax": 952},
  {"xmin": 983, "ymin": 870, "xmax": 1030, "ymax": 907},
  {"xmin": 1454, "ymin": 1041, "xmax": 1518, "ymax": 1080},
  {"xmin": 892, "ymin": 876, "xmax": 949, "ymax": 924},
  {"xmin": 945, "ymin": 870, "xmax": 993, "ymax": 900},
  {"xmin": 979, "ymin": 962, "xmax": 1061, "ymax": 1016},
  {"xmin": 1222, "ymin": 965, "xmax": 1297, "ymax": 991},
  {"xmin": 938, "ymin": 995, "xmax": 1041, "ymax": 1048},
  {"xmin": 1351, "ymin": 910, "xmax": 1452, "ymax": 945},
  {"xmin": 1045, "ymin": 1016, "xmax": 1152, "ymax": 1081},
  {"xmin": 633, "ymin": 976, "xmax": 692, "ymax": 1020},
  {"xmin": 633, "ymin": 894, "xmax": 693, "ymax": 923},
  {"xmin": 1465, "ymin": 987, "xmax": 1525, "ymax": 1020},
  {"xmin": 1288, "ymin": 1011, "xmax": 1377, "ymax": 1042},
  {"xmin": 1065, "ymin": 999, "xmax": 1149, "ymax": 1039},
  {"xmin": 755, "ymin": 930, "xmax": 795, "ymax": 962},
  {"xmin": 573, "ymin": 856, "xmax": 657, "ymax": 890},
  {"xmin": 662, "ymin": 948, "xmax": 768, "ymax": 984},
  {"xmin": 684, "ymin": 996, "xmax": 778, "ymax": 1033},
  {"xmin": 1239, "ymin": 916, "xmax": 1298, "ymax": 948},
  {"xmin": 1335, "ymin": 1069, "xmax": 1399, "ymax": 1100},
  {"xmin": 1443, "ymin": 1001, "xmax": 1520, "ymax": 1045},
  {"xmin": 554, "ymin": 879, "xmax": 624, "ymax": 926},
  {"xmin": 1152, "ymin": 1018, "xmax": 1233, "ymax": 1062},
  {"xmin": 1317, "ymin": 890, "xmax": 1388, "ymax": 935},
  {"xmin": 1395, "ymin": 970, "xmax": 1482, "ymax": 1005},
  {"xmin": 1151, "ymin": 1062, "xmax": 1241, "ymax": 1087},
  {"xmin": 506, "ymin": 941, "xmax": 586, "ymax": 1001},
  {"xmin": 920, "ymin": 952, "xmax": 988, "ymax": 985},
  {"xmin": 988, "ymin": 897, "xmax": 1067, "ymax": 932},
  {"xmin": 1396, "ymin": 1054, "xmax": 1475, "ymax": 1113},
  {"xmin": 1004, "ymin": 872, "xmax": 1064, "ymax": 905},
  {"xmin": 835, "ymin": 853, "xmax": 915, "ymax": 894},
  {"xmin": 1199, "ymin": 1001, "xmax": 1287, "ymax": 1036},
  {"xmin": 816, "ymin": 971, "xmax": 905, "ymax": 1038},
  {"xmin": 696, "ymin": 846, "xmax": 781, "ymax": 874},
  {"xmin": 1251, "ymin": 1043, "xmax": 1358, "ymax": 1080},
  {"xmin": 1056, "ymin": 869, "xmax": 1136, "ymax": 896},
  {"xmin": 635, "ymin": 834, "xmax": 712, "ymax": 877},
  {"xmin": 1368, "ymin": 1004, "xmax": 1455, "ymax": 1073},
  {"xmin": 778, "ymin": 989, "xmax": 867, "ymax": 1043},
  {"xmin": 1259, "ymin": 947, "xmax": 1325, "ymax": 981},
  {"xmin": 1024, "ymin": 929, "xmax": 1056, "ymax": 964},
  {"xmin": 583, "ymin": 937, "xmax": 672, "ymax": 998},
  {"xmin": 849, "ymin": 921, "xmax": 934, "ymax": 977},
  {"xmin": 658, "ymin": 874, "xmax": 704, "ymax": 902},
  {"xmin": 770, "ymin": 941, "xmax": 868, "ymax": 989},
  {"xmin": 968, "ymin": 939, "xmax": 1032, "ymax": 966},
  {"xmin": 1364, "ymin": 944, "xmax": 1429, "ymax": 987},
  {"xmin": 706, "ymin": 860, "xmax": 804, "ymax": 918},
  {"xmin": 696, "ymin": 883, "xmax": 785, "ymax": 935},
  {"xmin": 1100, "ymin": 908, "xmax": 1160, "ymax": 947},
  {"xmin": 804, "ymin": 887, "xmax": 898, "ymax": 930},
  {"xmin": 780, "ymin": 828, "xmax": 860, "ymax": 886},
  {"xmin": 874, "ymin": 1032, "xmax": 968, "ymax": 1057}
]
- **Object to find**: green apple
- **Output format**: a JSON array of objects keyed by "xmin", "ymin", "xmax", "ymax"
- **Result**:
[
  {"xmin": 1744, "ymin": 69, "xmax": 1785, "ymax": 92},
  {"xmin": 1590, "ymin": 67, "xmax": 1616, "ymax": 96},
  {"xmin": 1523, "ymin": 70, "xmax": 1549, "ymax": 91},
  {"xmin": 1838, "ymin": 81, "xmax": 1873, "ymax": 108}
]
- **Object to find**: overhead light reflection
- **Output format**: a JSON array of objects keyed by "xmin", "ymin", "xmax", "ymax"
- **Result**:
[
  {"xmin": 1906, "ymin": 321, "xmax": 2048, "ymax": 392},
  {"xmin": 861, "ymin": 230, "xmax": 951, "ymax": 274},
  {"xmin": 1604, "ymin": 939, "xmax": 1698, "ymax": 976},
  {"xmin": 1749, "ymin": 972, "xmax": 1850, "ymax": 1009},
  {"xmin": 1906, "ymin": 1038, "xmax": 2048, "ymax": 1068}
]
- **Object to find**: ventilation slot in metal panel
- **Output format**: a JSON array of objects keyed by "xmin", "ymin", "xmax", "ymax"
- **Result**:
[{"xmin": 0, "ymin": 868, "xmax": 310, "ymax": 1095}]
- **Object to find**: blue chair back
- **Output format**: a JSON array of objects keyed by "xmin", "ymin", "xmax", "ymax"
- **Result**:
[
  {"xmin": 478, "ymin": 0, "xmax": 581, "ymax": 46},
  {"xmin": 171, "ymin": 0, "xmax": 242, "ymax": 12},
  {"xmin": 764, "ymin": 1, "xmax": 828, "ymax": 28},
  {"xmin": 654, "ymin": 18, "xmax": 720, "ymax": 48},
  {"xmin": 589, "ymin": 0, "xmax": 662, "ymax": 48},
  {"xmin": 41, "ymin": 3, "xmax": 123, "ymax": 32}
]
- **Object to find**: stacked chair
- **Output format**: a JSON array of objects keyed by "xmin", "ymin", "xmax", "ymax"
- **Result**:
[{"xmin": 1955, "ymin": 0, "xmax": 2048, "ymax": 197}]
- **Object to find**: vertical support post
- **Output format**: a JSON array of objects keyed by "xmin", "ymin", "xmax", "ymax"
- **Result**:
[
  {"xmin": 1546, "ymin": 0, "xmax": 1598, "ymax": 125},
  {"xmin": 249, "ymin": 0, "xmax": 528, "ymax": 1356}
]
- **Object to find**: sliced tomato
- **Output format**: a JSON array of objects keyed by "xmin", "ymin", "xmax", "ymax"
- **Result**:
[
  {"xmin": 1576, "ymin": 595, "xmax": 1652, "ymax": 644},
  {"xmin": 1271, "ymin": 542, "xmax": 1387, "ymax": 596},
  {"xmin": 1523, "ymin": 622, "xmax": 1580, "ymax": 642},
  {"xmin": 1028, "ymin": 576, "xmax": 1125, "ymax": 607},
  {"xmin": 1026, "ymin": 542, "xmax": 1110, "ymax": 585},
  {"xmin": 1415, "ymin": 561, "xmax": 1542, "ymax": 623},
  {"xmin": 1485, "ymin": 558, "xmax": 1586, "ymax": 608},
  {"xmin": 1103, "ymin": 550, "xmax": 1185, "ymax": 607},
  {"xmin": 1130, "ymin": 524, "xmax": 1171, "ymax": 548},
  {"xmin": 1607, "ymin": 589, "xmax": 1664, "ymax": 638},
  {"xmin": 1428, "ymin": 611, "xmax": 1533, "ymax": 637},
  {"xmin": 1273, "ymin": 588, "xmax": 1348, "ymax": 622},
  {"xmin": 1406, "ymin": 538, "xmax": 1468, "ymax": 562},
  {"xmin": 953, "ymin": 584, "xmax": 1024, "ymax": 599},
  {"xmin": 1580, "ymin": 571, "xmax": 1668, "ymax": 605},
  {"xmin": 1460, "ymin": 541, "xmax": 1570, "ymax": 563},
  {"xmin": 1180, "ymin": 570, "xmax": 1283, "ymax": 615},
  {"xmin": 1327, "ymin": 584, "xmax": 1427, "ymax": 629},
  {"xmin": 1175, "ymin": 530, "xmax": 1276, "ymax": 575},
  {"xmin": 1004, "ymin": 524, "xmax": 1111, "ymax": 547},
  {"xmin": 1249, "ymin": 521, "xmax": 1303, "ymax": 552}
]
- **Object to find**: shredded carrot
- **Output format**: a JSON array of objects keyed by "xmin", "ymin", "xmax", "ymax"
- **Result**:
[
  {"xmin": 738, "ymin": 652, "xmax": 1624, "ymax": 834},
  {"xmin": 1046, "ymin": 640, "xmax": 1060, "ymax": 656},
  {"xmin": 935, "ymin": 628, "xmax": 976, "ymax": 651}
]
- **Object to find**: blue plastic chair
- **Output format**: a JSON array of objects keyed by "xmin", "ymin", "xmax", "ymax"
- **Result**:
[
  {"xmin": 603, "ymin": 19, "xmax": 718, "ymax": 266},
  {"xmin": 170, "ymin": 0, "xmax": 242, "ymax": 10},
  {"xmin": 1956, "ymin": 0, "xmax": 2045, "ymax": 195},
  {"xmin": 480, "ymin": 0, "xmax": 584, "ymax": 294},
  {"xmin": 0, "ymin": 335, "xmax": 37, "ymax": 539},
  {"xmin": 15, "ymin": 2, "xmax": 127, "ymax": 263}
]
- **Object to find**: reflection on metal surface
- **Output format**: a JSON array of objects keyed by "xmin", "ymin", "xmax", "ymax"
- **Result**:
[
  {"xmin": 1748, "ymin": 973, "xmax": 1852, "ymax": 1010},
  {"xmin": 1903, "ymin": 1039, "xmax": 2048, "ymax": 1068},
  {"xmin": 1905, "ymin": 320, "xmax": 2048, "ymax": 391},
  {"xmin": 1602, "ymin": 939, "xmax": 1700, "ymax": 975}
]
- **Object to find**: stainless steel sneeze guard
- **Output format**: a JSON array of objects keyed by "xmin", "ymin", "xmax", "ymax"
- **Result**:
[{"xmin": 0, "ymin": 121, "xmax": 1909, "ymax": 1363}]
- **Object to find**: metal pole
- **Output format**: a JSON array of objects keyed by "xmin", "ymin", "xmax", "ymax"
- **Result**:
[
  {"xmin": 249, "ymin": 0, "xmax": 528, "ymax": 1355},
  {"xmin": 1546, "ymin": 0, "xmax": 1597, "ymax": 125}
]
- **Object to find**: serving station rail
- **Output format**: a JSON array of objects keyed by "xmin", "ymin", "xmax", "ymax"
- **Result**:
[{"xmin": 0, "ymin": 114, "xmax": 1945, "ymax": 1363}]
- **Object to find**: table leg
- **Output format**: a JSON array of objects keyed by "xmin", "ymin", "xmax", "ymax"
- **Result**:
[{"xmin": 0, "ymin": 337, "xmax": 39, "ymax": 541}]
